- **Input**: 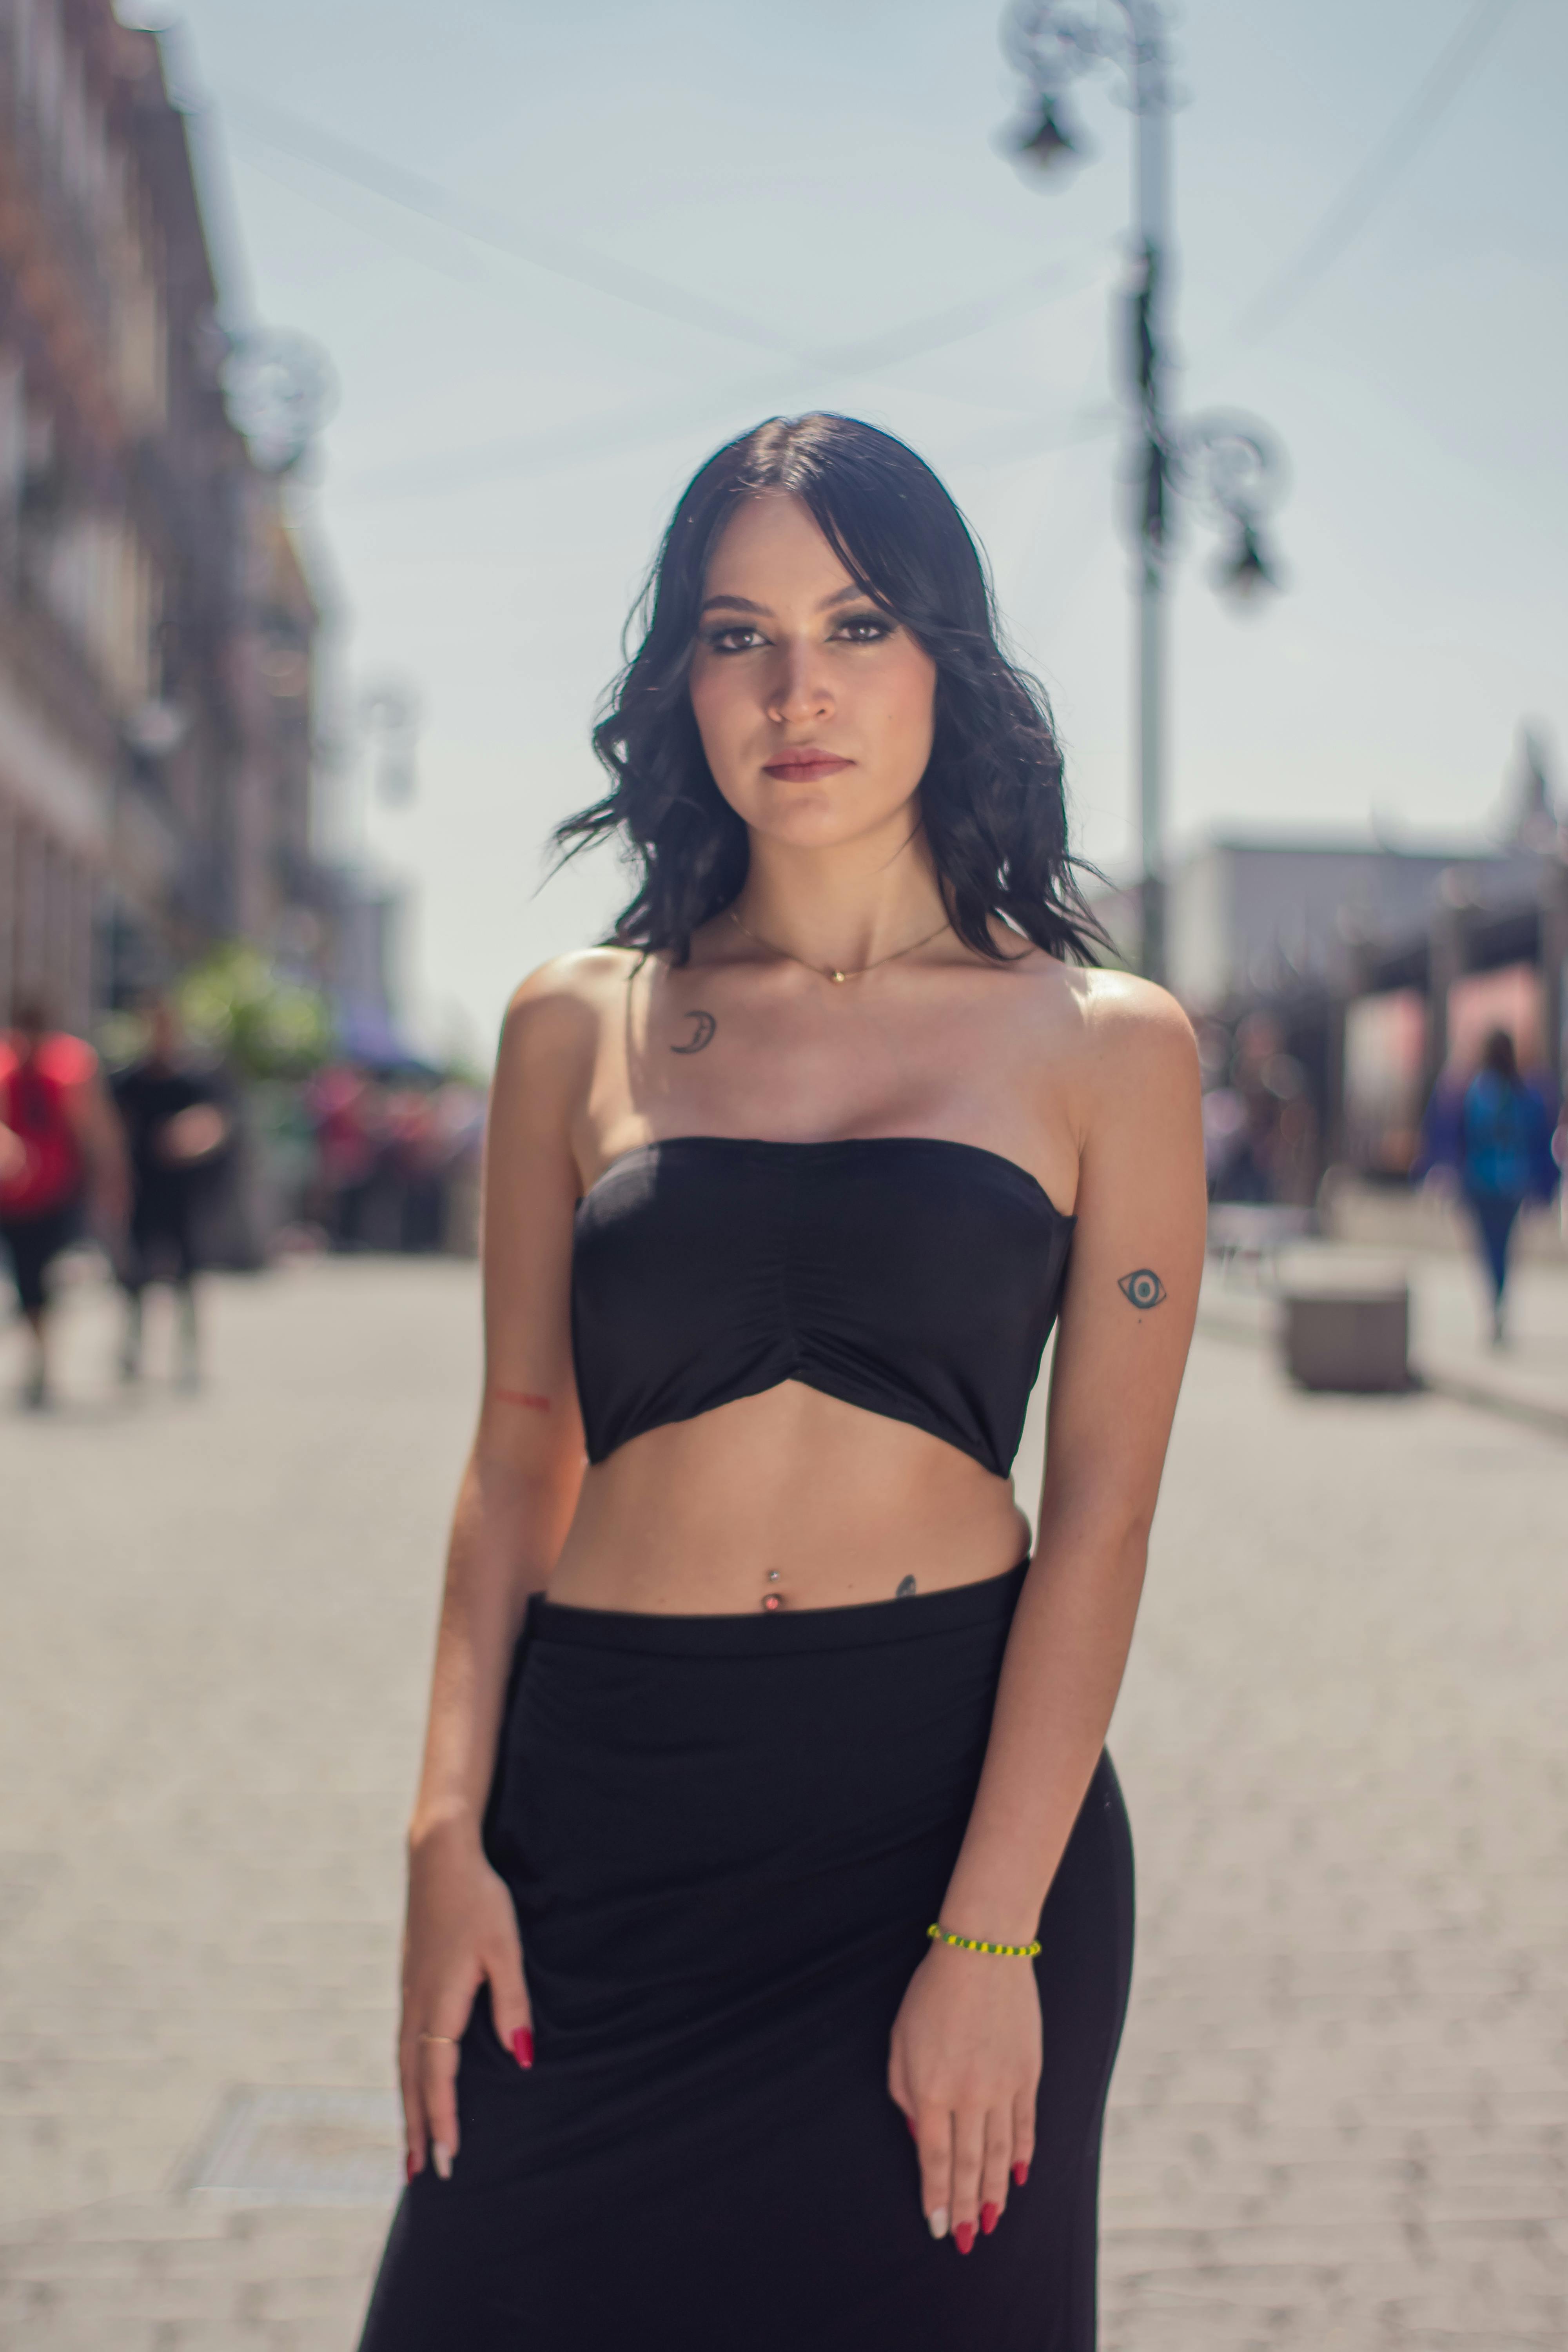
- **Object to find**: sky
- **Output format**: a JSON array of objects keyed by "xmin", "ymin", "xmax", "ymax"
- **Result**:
[{"xmin": 131, "ymin": 0, "xmax": 1568, "ymax": 1059}]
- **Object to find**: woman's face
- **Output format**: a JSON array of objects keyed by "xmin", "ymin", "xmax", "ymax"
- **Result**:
[{"xmin": 688, "ymin": 491, "xmax": 937, "ymax": 853}]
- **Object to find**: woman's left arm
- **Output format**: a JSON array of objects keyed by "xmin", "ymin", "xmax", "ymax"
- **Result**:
[{"xmin": 888, "ymin": 977, "xmax": 1205, "ymax": 2250}]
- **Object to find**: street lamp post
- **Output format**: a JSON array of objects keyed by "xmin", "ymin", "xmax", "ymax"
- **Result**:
[{"xmin": 1002, "ymin": 0, "xmax": 1286, "ymax": 986}]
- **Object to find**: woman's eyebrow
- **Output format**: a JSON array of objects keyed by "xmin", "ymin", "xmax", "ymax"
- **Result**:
[{"xmin": 699, "ymin": 586, "xmax": 870, "ymax": 617}]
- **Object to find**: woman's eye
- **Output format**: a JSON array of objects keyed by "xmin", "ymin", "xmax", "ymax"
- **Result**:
[{"xmin": 702, "ymin": 614, "xmax": 892, "ymax": 653}]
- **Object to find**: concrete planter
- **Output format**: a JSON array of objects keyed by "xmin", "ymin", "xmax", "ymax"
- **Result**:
[{"xmin": 1281, "ymin": 1272, "xmax": 1411, "ymax": 1392}]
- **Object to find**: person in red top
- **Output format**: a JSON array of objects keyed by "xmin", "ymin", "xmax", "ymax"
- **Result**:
[{"xmin": 0, "ymin": 995, "xmax": 127, "ymax": 1407}]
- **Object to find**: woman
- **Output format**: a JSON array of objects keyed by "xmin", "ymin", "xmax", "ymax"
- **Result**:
[
  {"xmin": 1458, "ymin": 1027, "xmax": 1557, "ymax": 1344},
  {"xmin": 359, "ymin": 414, "xmax": 1205, "ymax": 2351}
]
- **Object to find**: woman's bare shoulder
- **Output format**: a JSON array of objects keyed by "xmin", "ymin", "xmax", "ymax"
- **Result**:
[
  {"xmin": 1013, "ymin": 958, "xmax": 1196, "ymax": 1098},
  {"xmin": 1000, "ymin": 949, "xmax": 1189, "ymax": 1044},
  {"xmin": 1074, "ymin": 965, "xmax": 1192, "ymax": 1038},
  {"xmin": 1065, "ymin": 966, "xmax": 1199, "ymax": 1109},
  {"xmin": 499, "ymin": 948, "xmax": 643, "ymax": 1063},
  {"xmin": 505, "ymin": 944, "xmax": 646, "ymax": 1014}
]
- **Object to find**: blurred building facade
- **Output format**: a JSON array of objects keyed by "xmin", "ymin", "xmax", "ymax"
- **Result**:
[
  {"xmin": 1151, "ymin": 835, "xmax": 1547, "ymax": 1014},
  {"xmin": 1098, "ymin": 741, "xmax": 1567, "ymax": 1196},
  {"xmin": 0, "ymin": 0, "xmax": 336, "ymax": 1029},
  {"xmin": 313, "ymin": 861, "xmax": 410, "ymax": 1064}
]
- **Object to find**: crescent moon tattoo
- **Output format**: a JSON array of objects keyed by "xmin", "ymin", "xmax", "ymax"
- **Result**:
[{"xmin": 671, "ymin": 1009, "xmax": 717, "ymax": 1054}]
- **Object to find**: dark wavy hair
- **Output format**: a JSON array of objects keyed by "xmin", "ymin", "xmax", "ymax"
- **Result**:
[{"xmin": 554, "ymin": 413, "xmax": 1107, "ymax": 965}]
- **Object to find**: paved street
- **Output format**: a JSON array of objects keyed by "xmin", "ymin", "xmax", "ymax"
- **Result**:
[
  {"xmin": 1, "ymin": 1258, "xmax": 1564, "ymax": 2349},
  {"xmin": 1198, "ymin": 1236, "xmax": 1568, "ymax": 1440},
  {"xmin": 1103, "ymin": 1293, "xmax": 1566, "ymax": 2348}
]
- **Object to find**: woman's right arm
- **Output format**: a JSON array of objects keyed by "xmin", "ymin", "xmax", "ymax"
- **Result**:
[{"xmin": 400, "ymin": 971, "xmax": 593, "ymax": 2182}]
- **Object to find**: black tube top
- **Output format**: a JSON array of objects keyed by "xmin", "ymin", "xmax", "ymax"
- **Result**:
[{"xmin": 570, "ymin": 1136, "xmax": 1075, "ymax": 1479}]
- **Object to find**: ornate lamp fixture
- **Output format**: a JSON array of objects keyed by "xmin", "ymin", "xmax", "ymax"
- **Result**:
[{"xmin": 1002, "ymin": 0, "xmax": 1288, "ymax": 982}]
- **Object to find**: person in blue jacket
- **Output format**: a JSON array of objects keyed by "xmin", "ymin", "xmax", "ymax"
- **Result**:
[{"xmin": 1456, "ymin": 1029, "xmax": 1558, "ymax": 1342}]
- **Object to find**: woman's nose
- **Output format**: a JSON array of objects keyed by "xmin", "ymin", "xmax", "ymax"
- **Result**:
[{"xmin": 766, "ymin": 641, "xmax": 833, "ymax": 726}]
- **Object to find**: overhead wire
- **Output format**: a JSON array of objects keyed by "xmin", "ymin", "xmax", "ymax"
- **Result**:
[
  {"xmin": 218, "ymin": 89, "xmax": 803, "ymax": 360},
  {"xmin": 1236, "ymin": 0, "xmax": 1524, "ymax": 344},
  {"xmin": 224, "ymin": 134, "xmax": 489, "ymax": 287},
  {"xmin": 215, "ymin": 86, "xmax": 1116, "ymax": 497},
  {"xmin": 340, "ymin": 341, "xmax": 1115, "ymax": 504},
  {"xmin": 221, "ymin": 89, "xmax": 1096, "ymax": 383}
]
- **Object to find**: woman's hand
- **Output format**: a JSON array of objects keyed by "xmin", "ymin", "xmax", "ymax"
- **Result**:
[
  {"xmin": 399, "ymin": 1815, "xmax": 534, "ymax": 2181},
  {"xmin": 887, "ymin": 1942, "xmax": 1041, "ymax": 2252}
]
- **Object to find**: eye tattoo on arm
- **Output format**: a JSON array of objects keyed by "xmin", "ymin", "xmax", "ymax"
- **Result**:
[
  {"xmin": 1118, "ymin": 1269, "xmax": 1167, "ymax": 1310},
  {"xmin": 492, "ymin": 1389, "xmax": 552, "ymax": 1411},
  {"xmin": 670, "ymin": 1009, "xmax": 716, "ymax": 1055}
]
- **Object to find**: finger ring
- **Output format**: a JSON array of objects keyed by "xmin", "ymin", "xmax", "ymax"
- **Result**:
[{"xmin": 417, "ymin": 2033, "xmax": 458, "ymax": 2047}]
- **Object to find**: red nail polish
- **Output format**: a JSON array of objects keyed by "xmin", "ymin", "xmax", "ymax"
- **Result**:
[
  {"xmin": 1012, "ymin": 2161, "xmax": 1029, "ymax": 2188},
  {"xmin": 405, "ymin": 2153, "xmax": 417, "ymax": 2184},
  {"xmin": 981, "ymin": 2201, "xmax": 1000, "ymax": 2235},
  {"xmin": 904, "ymin": 2114, "xmax": 917, "ymax": 2138},
  {"xmin": 511, "ymin": 2027, "xmax": 534, "ymax": 2069},
  {"xmin": 954, "ymin": 2221, "xmax": 976, "ymax": 2255}
]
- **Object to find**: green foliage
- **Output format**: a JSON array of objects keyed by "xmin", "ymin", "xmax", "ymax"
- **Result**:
[
  {"xmin": 176, "ymin": 944, "xmax": 332, "ymax": 1080},
  {"xmin": 96, "ymin": 1009, "xmax": 149, "ymax": 1074}
]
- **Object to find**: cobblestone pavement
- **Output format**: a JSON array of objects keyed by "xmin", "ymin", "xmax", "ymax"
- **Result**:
[
  {"xmin": 1, "ymin": 1258, "xmax": 1563, "ymax": 2349},
  {"xmin": 1100, "ymin": 1303, "xmax": 1566, "ymax": 2349}
]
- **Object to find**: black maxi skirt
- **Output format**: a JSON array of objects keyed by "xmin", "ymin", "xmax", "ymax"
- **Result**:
[{"xmin": 359, "ymin": 1565, "xmax": 1134, "ymax": 2351}]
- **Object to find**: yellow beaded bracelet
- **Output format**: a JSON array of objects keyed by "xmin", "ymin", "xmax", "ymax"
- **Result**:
[{"xmin": 927, "ymin": 1922, "xmax": 1042, "ymax": 1960}]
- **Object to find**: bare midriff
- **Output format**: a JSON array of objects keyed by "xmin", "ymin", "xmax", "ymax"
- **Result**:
[{"xmin": 545, "ymin": 1380, "xmax": 1031, "ymax": 1615}]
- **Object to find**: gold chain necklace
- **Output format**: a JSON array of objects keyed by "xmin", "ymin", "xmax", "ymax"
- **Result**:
[{"xmin": 727, "ymin": 904, "xmax": 951, "ymax": 985}]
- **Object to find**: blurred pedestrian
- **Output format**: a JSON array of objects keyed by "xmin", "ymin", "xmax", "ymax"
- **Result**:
[
  {"xmin": 383, "ymin": 1083, "xmax": 446, "ymax": 1252},
  {"xmin": 0, "ymin": 995, "xmax": 127, "ymax": 1408},
  {"xmin": 1459, "ymin": 1029, "xmax": 1557, "ymax": 1344},
  {"xmin": 111, "ymin": 995, "xmax": 231, "ymax": 1388},
  {"xmin": 307, "ymin": 1062, "xmax": 383, "ymax": 1249},
  {"xmin": 1207, "ymin": 1012, "xmax": 1316, "ymax": 1206},
  {"xmin": 359, "ymin": 415, "xmax": 1205, "ymax": 2352}
]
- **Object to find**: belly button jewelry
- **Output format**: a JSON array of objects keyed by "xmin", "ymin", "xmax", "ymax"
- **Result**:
[{"xmin": 762, "ymin": 1570, "xmax": 783, "ymax": 1613}]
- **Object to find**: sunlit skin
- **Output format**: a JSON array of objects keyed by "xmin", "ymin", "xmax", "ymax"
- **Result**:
[
  {"xmin": 396, "ymin": 489, "xmax": 1207, "ymax": 2259},
  {"xmin": 686, "ymin": 488, "xmax": 939, "ymax": 879}
]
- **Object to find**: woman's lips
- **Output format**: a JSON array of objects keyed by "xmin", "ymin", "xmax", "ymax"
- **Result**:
[{"xmin": 762, "ymin": 753, "xmax": 853, "ymax": 779}]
